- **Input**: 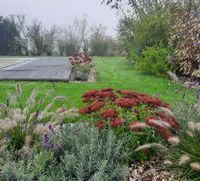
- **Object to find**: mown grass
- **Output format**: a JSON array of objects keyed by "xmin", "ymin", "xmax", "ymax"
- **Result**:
[{"xmin": 0, "ymin": 57, "xmax": 196, "ymax": 108}]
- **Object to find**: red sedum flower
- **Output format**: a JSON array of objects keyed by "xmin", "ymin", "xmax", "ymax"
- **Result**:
[
  {"xmin": 79, "ymin": 106, "xmax": 92, "ymax": 114},
  {"xmin": 101, "ymin": 88, "xmax": 114, "ymax": 92},
  {"xmin": 95, "ymin": 121, "xmax": 105, "ymax": 129},
  {"xmin": 115, "ymin": 98, "xmax": 138, "ymax": 109},
  {"xmin": 90, "ymin": 101, "xmax": 105, "ymax": 112},
  {"xmin": 100, "ymin": 108, "xmax": 118, "ymax": 119},
  {"xmin": 110, "ymin": 117, "xmax": 123, "ymax": 128}
]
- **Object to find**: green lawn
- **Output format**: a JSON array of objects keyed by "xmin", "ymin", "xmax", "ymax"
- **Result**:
[{"xmin": 0, "ymin": 57, "xmax": 194, "ymax": 108}]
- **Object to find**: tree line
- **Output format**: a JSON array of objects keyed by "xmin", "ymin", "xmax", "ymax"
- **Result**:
[{"xmin": 0, "ymin": 15, "xmax": 122, "ymax": 56}]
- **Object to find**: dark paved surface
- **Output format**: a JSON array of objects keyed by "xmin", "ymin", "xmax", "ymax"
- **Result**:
[{"xmin": 0, "ymin": 57, "xmax": 72, "ymax": 81}]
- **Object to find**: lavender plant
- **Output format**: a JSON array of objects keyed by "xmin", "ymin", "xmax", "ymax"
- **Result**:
[{"xmin": 0, "ymin": 124, "xmax": 129, "ymax": 181}]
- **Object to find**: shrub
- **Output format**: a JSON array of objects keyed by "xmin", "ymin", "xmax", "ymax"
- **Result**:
[
  {"xmin": 79, "ymin": 88, "xmax": 180, "ymax": 160},
  {"xmin": 72, "ymin": 64, "xmax": 91, "ymax": 81},
  {"xmin": 136, "ymin": 47, "xmax": 169, "ymax": 76},
  {"xmin": 69, "ymin": 53, "xmax": 93, "ymax": 81},
  {"xmin": 169, "ymin": 6, "xmax": 200, "ymax": 78},
  {"xmin": 0, "ymin": 124, "xmax": 129, "ymax": 181}
]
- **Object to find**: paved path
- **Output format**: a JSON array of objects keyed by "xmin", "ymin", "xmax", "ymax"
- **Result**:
[
  {"xmin": 0, "ymin": 57, "xmax": 72, "ymax": 81},
  {"xmin": 0, "ymin": 58, "xmax": 28, "ymax": 68}
]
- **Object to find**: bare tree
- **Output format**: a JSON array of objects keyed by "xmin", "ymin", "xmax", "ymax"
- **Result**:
[
  {"xmin": 27, "ymin": 19, "xmax": 58, "ymax": 55},
  {"xmin": 27, "ymin": 19, "xmax": 44, "ymax": 55},
  {"xmin": 43, "ymin": 25, "xmax": 58, "ymax": 56},
  {"xmin": 15, "ymin": 15, "xmax": 29, "ymax": 55},
  {"xmin": 58, "ymin": 16, "xmax": 90, "ymax": 56}
]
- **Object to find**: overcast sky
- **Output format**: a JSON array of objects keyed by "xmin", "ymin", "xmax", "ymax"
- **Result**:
[{"xmin": 0, "ymin": 0, "xmax": 119, "ymax": 36}]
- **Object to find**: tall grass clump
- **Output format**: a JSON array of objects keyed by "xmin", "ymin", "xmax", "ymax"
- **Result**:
[
  {"xmin": 0, "ymin": 84, "xmax": 79, "ymax": 157},
  {"xmin": 165, "ymin": 99, "xmax": 200, "ymax": 181}
]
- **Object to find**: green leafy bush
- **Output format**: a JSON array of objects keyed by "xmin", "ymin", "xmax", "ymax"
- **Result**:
[
  {"xmin": 136, "ymin": 47, "xmax": 169, "ymax": 76},
  {"xmin": 0, "ymin": 124, "xmax": 129, "ymax": 181}
]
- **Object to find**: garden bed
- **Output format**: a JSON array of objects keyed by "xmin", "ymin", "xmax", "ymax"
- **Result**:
[{"xmin": 69, "ymin": 52, "xmax": 96, "ymax": 82}]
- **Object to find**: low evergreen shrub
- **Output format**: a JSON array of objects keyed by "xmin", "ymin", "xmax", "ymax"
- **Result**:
[
  {"xmin": 0, "ymin": 124, "xmax": 129, "ymax": 181},
  {"xmin": 136, "ymin": 47, "xmax": 169, "ymax": 77}
]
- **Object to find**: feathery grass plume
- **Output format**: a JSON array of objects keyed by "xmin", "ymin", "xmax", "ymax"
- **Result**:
[
  {"xmin": 193, "ymin": 103, "xmax": 200, "ymax": 113},
  {"xmin": 159, "ymin": 107, "xmax": 175, "ymax": 118},
  {"xmin": 0, "ymin": 103, "xmax": 7, "ymax": 110},
  {"xmin": 24, "ymin": 136, "xmax": 32, "ymax": 147},
  {"xmin": 150, "ymin": 119, "xmax": 171, "ymax": 128},
  {"xmin": 190, "ymin": 162, "xmax": 200, "ymax": 171},
  {"xmin": 196, "ymin": 123, "xmax": 200, "ymax": 130},
  {"xmin": 129, "ymin": 122, "xmax": 149, "ymax": 130},
  {"xmin": 39, "ymin": 112, "xmax": 55, "ymax": 121},
  {"xmin": 43, "ymin": 103, "xmax": 54, "ymax": 113},
  {"xmin": 23, "ymin": 106, "xmax": 30, "ymax": 116},
  {"xmin": 187, "ymin": 130, "xmax": 194, "ymax": 137},
  {"xmin": 0, "ymin": 145, "xmax": 6, "ymax": 156},
  {"xmin": 188, "ymin": 121, "xmax": 196, "ymax": 130},
  {"xmin": 135, "ymin": 143, "xmax": 166, "ymax": 151},
  {"xmin": 16, "ymin": 84, "xmax": 22, "ymax": 95},
  {"xmin": 164, "ymin": 160, "xmax": 173, "ymax": 165},
  {"xmin": 34, "ymin": 124, "xmax": 47, "ymax": 135},
  {"xmin": 56, "ymin": 105, "xmax": 67, "ymax": 113},
  {"xmin": 12, "ymin": 109, "xmax": 26, "ymax": 123},
  {"xmin": 53, "ymin": 96, "xmax": 67, "ymax": 102},
  {"xmin": 0, "ymin": 120, "xmax": 17, "ymax": 131},
  {"xmin": 27, "ymin": 89, "xmax": 38, "ymax": 107},
  {"xmin": 38, "ymin": 97, "xmax": 44, "ymax": 105},
  {"xmin": 179, "ymin": 154, "xmax": 190, "ymax": 165},
  {"xmin": 168, "ymin": 136, "xmax": 180, "ymax": 146}
]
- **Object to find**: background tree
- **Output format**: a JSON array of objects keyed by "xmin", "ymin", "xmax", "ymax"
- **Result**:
[
  {"xmin": 15, "ymin": 15, "xmax": 29, "ymax": 55},
  {"xmin": 42, "ymin": 25, "xmax": 58, "ymax": 56},
  {"xmin": 58, "ymin": 17, "xmax": 89, "ymax": 56},
  {"xmin": 89, "ymin": 24, "xmax": 109, "ymax": 56},
  {"xmin": 27, "ymin": 19, "xmax": 44, "ymax": 55},
  {"xmin": 0, "ymin": 16, "xmax": 21, "ymax": 55}
]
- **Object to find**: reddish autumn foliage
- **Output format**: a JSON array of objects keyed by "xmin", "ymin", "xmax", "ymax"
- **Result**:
[
  {"xmin": 102, "ymin": 88, "xmax": 114, "ymax": 92},
  {"xmin": 69, "ymin": 52, "xmax": 92, "ymax": 65},
  {"xmin": 79, "ymin": 106, "xmax": 92, "ymax": 114},
  {"xmin": 115, "ymin": 98, "xmax": 138, "ymax": 109},
  {"xmin": 110, "ymin": 117, "xmax": 123, "ymax": 128},
  {"xmin": 139, "ymin": 97, "xmax": 162, "ymax": 107},
  {"xmin": 90, "ymin": 102, "xmax": 105, "ymax": 112},
  {"xmin": 83, "ymin": 90, "xmax": 99, "ymax": 97},
  {"xmin": 96, "ymin": 91, "xmax": 117, "ymax": 101},
  {"xmin": 79, "ymin": 88, "xmax": 180, "ymax": 141},
  {"xmin": 100, "ymin": 108, "xmax": 118, "ymax": 119},
  {"xmin": 95, "ymin": 121, "xmax": 105, "ymax": 129}
]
